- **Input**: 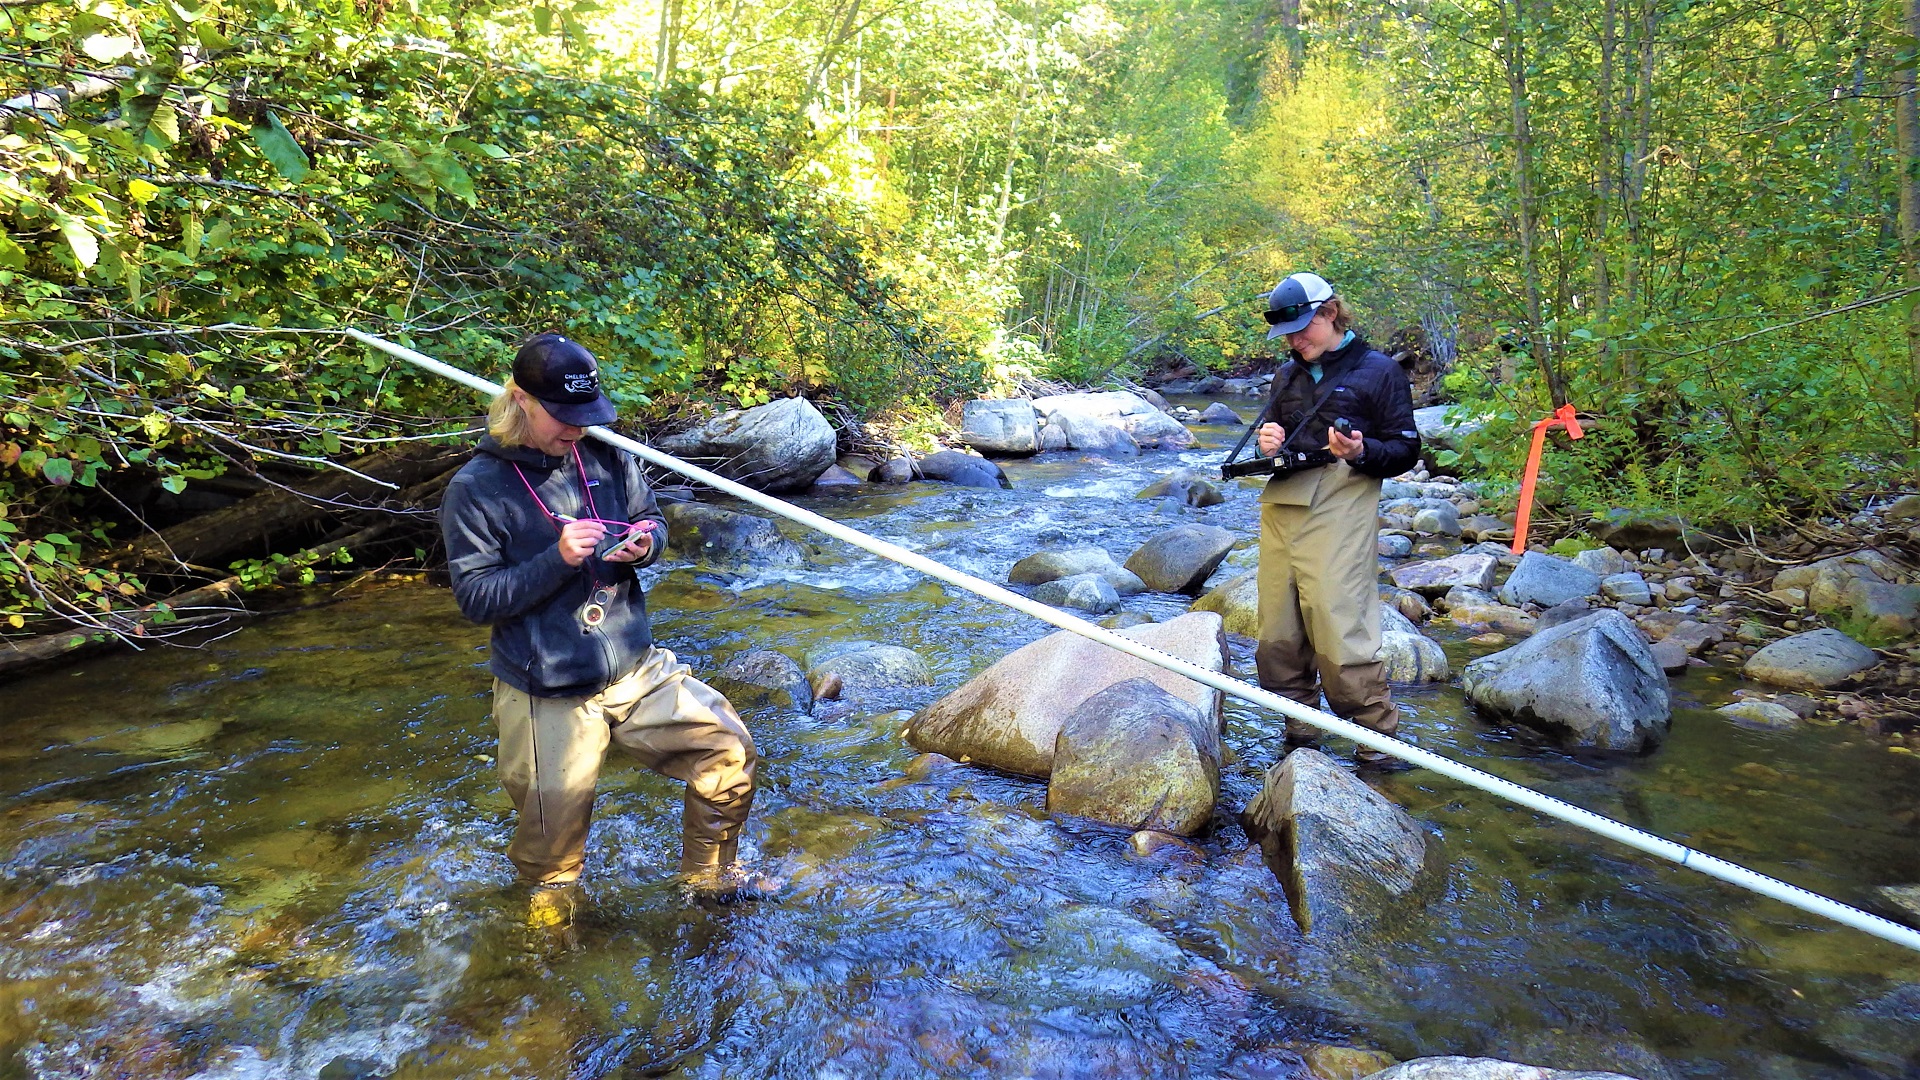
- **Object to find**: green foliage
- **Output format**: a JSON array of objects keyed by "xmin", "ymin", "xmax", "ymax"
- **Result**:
[{"xmin": 1547, "ymin": 535, "xmax": 1602, "ymax": 557}]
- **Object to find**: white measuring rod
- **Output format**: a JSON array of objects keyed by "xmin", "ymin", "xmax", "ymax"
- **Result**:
[{"xmin": 347, "ymin": 326, "xmax": 1920, "ymax": 955}]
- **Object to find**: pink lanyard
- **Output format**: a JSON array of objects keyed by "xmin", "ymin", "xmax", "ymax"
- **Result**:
[{"xmin": 511, "ymin": 445, "xmax": 634, "ymax": 535}]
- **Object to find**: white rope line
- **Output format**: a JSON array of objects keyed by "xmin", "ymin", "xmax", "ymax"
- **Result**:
[{"xmin": 348, "ymin": 327, "xmax": 1920, "ymax": 954}]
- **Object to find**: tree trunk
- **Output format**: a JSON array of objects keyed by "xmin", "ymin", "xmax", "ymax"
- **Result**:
[
  {"xmin": 1900, "ymin": 0, "xmax": 1920, "ymax": 448},
  {"xmin": 1619, "ymin": 0, "xmax": 1659, "ymax": 386},
  {"xmin": 1593, "ymin": 0, "xmax": 1617, "ymax": 385},
  {"xmin": 1501, "ymin": 0, "xmax": 1567, "ymax": 406}
]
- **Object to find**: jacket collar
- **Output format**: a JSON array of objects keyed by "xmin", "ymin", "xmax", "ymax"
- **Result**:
[
  {"xmin": 477, "ymin": 434, "xmax": 565, "ymax": 470},
  {"xmin": 1283, "ymin": 332, "xmax": 1371, "ymax": 384}
]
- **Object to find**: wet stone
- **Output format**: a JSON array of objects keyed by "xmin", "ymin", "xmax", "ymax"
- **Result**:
[
  {"xmin": 1124, "ymin": 524, "xmax": 1239, "ymax": 594},
  {"xmin": 1390, "ymin": 553, "xmax": 1498, "ymax": 596},
  {"xmin": 1378, "ymin": 533, "xmax": 1414, "ymax": 559},
  {"xmin": 712, "ymin": 649, "xmax": 812, "ymax": 713},
  {"xmin": 1047, "ymin": 678, "xmax": 1219, "ymax": 836},
  {"xmin": 1462, "ymin": 610, "xmax": 1671, "ymax": 752},
  {"xmin": 1030, "ymin": 572, "xmax": 1120, "ymax": 614},
  {"xmin": 1192, "ymin": 571, "xmax": 1259, "ymax": 637},
  {"xmin": 1498, "ymin": 551, "xmax": 1602, "ymax": 608},
  {"xmin": 1601, "ymin": 573, "xmax": 1653, "ymax": 606},
  {"xmin": 1744, "ymin": 629, "xmax": 1880, "ymax": 689}
]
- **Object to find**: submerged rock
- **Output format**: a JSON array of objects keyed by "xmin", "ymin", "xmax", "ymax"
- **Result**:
[
  {"xmin": 905, "ymin": 611, "xmax": 1226, "ymax": 778},
  {"xmin": 1365, "ymin": 1057, "xmax": 1643, "ymax": 1079},
  {"xmin": 1031, "ymin": 573, "xmax": 1120, "ymax": 614},
  {"xmin": 804, "ymin": 641, "xmax": 933, "ymax": 705},
  {"xmin": 1461, "ymin": 610, "xmax": 1670, "ymax": 752},
  {"xmin": 1242, "ymin": 748, "xmax": 1437, "ymax": 938},
  {"xmin": 1047, "ymin": 678, "xmax": 1220, "ymax": 835},
  {"xmin": 711, "ymin": 649, "xmax": 812, "ymax": 713},
  {"xmin": 918, "ymin": 449, "xmax": 1011, "ymax": 489},
  {"xmin": 1136, "ymin": 468, "xmax": 1226, "ymax": 508},
  {"xmin": 1125, "ymin": 525, "xmax": 1239, "ymax": 594},
  {"xmin": 1009, "ymin": 546, "xmax": 1147, "ymax": 595},
  {"xmin": 657, "ymin": 396, "xmax": 837, "ymax": 492},
  {"xmin": 663, "ymin": 503, "xmax": 805, "ymax": 567}
]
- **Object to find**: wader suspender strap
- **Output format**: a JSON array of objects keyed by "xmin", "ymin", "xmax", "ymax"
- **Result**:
[{"xmin": 1221, "ymin": 359, "xmax": 1356, "ymax": 472}]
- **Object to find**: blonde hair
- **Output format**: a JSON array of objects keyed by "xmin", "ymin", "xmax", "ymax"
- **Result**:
[
  {"xmin": 1322, "ymin": 295, "xmax": 1354, "ymax": 333},
  {"xmin": 488, "ymin": 380, "xmax": 536, "ymax": 448}
]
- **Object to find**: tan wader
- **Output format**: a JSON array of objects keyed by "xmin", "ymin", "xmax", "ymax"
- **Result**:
[
  {"xmin": 492, "ymin": 646, "xmax": 756, "ymax": 884},
  {"xmin": 1255, "ymin": 462, "xmax": 1399, "ymax": 745}
]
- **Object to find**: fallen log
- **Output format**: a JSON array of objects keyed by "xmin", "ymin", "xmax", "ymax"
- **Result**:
[
  {"xmin": 111, "ymin": 445, "xmax": 467, "ymax": 572},
  {"xmin": 1, "ymin": 461, "xmax": 463, "ymax": 683}
]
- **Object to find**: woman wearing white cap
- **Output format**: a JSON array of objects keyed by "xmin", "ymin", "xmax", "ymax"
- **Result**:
[{"xmin": 1252, "ymin": 273, "xmax": 1421, "ymax": 769}]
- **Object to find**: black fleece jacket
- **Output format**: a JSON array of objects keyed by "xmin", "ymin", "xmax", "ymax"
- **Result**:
[
  {"xmin": 1257, "ymin": 333, "xmax": 1421, "ymax": 479},
  {"xmin": 441, "ymin": 436, "xmax": 667, "ymax": 698}
]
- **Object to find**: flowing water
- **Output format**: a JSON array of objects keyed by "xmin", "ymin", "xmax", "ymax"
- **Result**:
[{"xmin": 5, "ymin": 414, "xmax": 1920, "ymax": 1079}]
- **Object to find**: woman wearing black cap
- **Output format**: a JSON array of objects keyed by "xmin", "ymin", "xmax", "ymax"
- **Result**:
[
  {"xmin": 440, "ymin": 333, "xmax": 771, "ymax": 910},
  {"xmin": 1252, "ymin": 273, "xmax": 1422, "ymax": 769}
]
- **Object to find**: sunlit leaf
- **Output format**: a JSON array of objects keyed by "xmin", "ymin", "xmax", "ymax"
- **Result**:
[{"xmin": 251, "ymin": 111, "xmax": 310, "ymax": 183}]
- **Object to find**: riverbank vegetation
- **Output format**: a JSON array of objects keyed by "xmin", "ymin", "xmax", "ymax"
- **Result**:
[{"xmin": 3, "ymin": 0, "xmax": 1915, "ymax": 647}]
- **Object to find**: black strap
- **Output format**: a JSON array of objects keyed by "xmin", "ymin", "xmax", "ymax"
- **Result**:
[{"xmin": 1274, "ymin": 362, "xmax": 1358, "ymax": 456}]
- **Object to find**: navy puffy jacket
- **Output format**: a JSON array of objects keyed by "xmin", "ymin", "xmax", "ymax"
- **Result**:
[
  {"xmin": 1257, "ymin": 333, "xmax": 1421, "ymax": 479},
  {"xmin": 441, "ymin": 436, "xmax": 667, "ymax": 698}
]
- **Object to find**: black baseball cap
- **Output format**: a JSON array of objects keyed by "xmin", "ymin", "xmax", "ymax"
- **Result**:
[{"xmin": 513, "ymin": 334, "xmax": 617, "ymax": 427}]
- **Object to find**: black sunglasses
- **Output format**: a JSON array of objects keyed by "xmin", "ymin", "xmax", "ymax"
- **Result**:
[{"xmin": 1262, "ymin": 300, "xmax": 1325, "ymax": 326}]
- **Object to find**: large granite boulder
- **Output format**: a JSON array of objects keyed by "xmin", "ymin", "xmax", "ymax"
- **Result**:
[
  {"xmin": 1744, "ymin": 628, "xmax": 1880, "ymax": 689},
  {"xmin": 1192, "ymin": 571, "xmax": 1259, "ymax": 637},
  {"xmin": 1461, "ymin": 610, "xmax": 1670, "ymax": 751},
  {"xmin": 918, "ymin": 449, "xmax": 1011, "ymax": 489},
  {"xmin": 1242, "ymin": 749, "xmax": 1437, "ymax": 938},
  {"xmin": 1124, "ymin": 525, "xmax": 1239, "ymax": 594},
  {"xmin": 1390, "ymin": 553, "xmax": 1499, "ymax": 596},
  {"xmin": 656, "ymin": 396, "xmax": 837, "ymax": 492},
  {"xmin": 805, "ymin": 641, "xmax": 934, "ymax": 705},
  {"xmin": 905, "ymin": 611, "xmax": 1226, "ymax": 778},
  {"xmin": 1499, "ymin": 551, "xmax": 1602, "ymax": 608},
  {"xmin": 1033, "ymin": 390, "xmax": 1196, "ymax": 450},
  {"xmin": 1413, "ymin": 405, "xmax": 1486, "ymax": 449},
  {"xmin": 1365, "ymin": 1058, "xmax": 1642, "ymax": 1080},
  {"xmin": 1046, "ymin": 678, "xmax": 1220, "ymax": 835},
  {"xmin": 710, "ymin": 650, "xmax": 812, "ymax": 713},
  {"xmin": 1199, "ymin": 402, "xmax": 1243, "ymax": 424},
  {"xmin": 663, "ymin": 502, "xmax": 805, "ymax": 566},
  {"xmin": 959, "ymin": 399, "xmax": 1039, "ymax": 456},
  {"xmin": 1009, "ymin": 546, "xmax": 1146, "ymax": 595},
  {"xmin": 1031, "ymin": 573, "xmax": 1120, "ymax": 614},
  {"xmin": 1136, "ymin": 468, "xmax": 1226, "ymax": 508}
]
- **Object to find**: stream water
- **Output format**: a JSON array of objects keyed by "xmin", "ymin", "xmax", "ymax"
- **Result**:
[{"xmin": 5, "ymin": 413, "xmax": 1920, "ymax": 1079}]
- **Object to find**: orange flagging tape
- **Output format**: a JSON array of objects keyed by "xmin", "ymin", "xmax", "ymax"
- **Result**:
[{"xmin": 1510, "ymin": 403, "xmax": 1583, "ymax": 555}]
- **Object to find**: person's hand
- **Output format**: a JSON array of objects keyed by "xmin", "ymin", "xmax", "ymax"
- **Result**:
[
  {"xmin": 602, "ymin": 522, "xmax": 655, "ymax": 564},
  {"xmin": 557, "ymin": 519, "xmax": 606, "ymax": 567},
  {"xmin": 1256, "ymin": 422, "xmax": 1286, "ymax": 456},
  {"xmin": 1328, "ymin": 425, "xmax": 1365, "ymax": 462}
]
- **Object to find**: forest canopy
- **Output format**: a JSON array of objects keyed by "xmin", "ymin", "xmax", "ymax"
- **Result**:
[{"xmin": 2, "ymin": 0, "xmax": 1915, "ymax": 633}]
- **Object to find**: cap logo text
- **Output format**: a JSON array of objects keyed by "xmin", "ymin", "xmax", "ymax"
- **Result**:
[{"xmin": 563, "ymin": 373, "xmax": 598, "ymax": 395}]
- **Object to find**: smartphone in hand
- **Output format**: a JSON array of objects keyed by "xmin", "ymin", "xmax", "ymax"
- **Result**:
[{"xmin": 597, "ymin": 519, "xmax": 657, "ymax": 561}]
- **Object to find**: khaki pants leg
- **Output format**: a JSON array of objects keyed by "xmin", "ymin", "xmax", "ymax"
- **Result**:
[
  {"xmin": 494, "ymin": 679, "xmax": 611, "ymax": 885},
  {"xmin": 1256, "ymin": 466, "xmax": 1400, "ymax": 742},
  {"xmin": 599, "ymin": 647, "xmax": 758, "ymax": 874},
  {"xmin": 1255, "ymin": 502, "xmax": 1322, "ymax": 742}
]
